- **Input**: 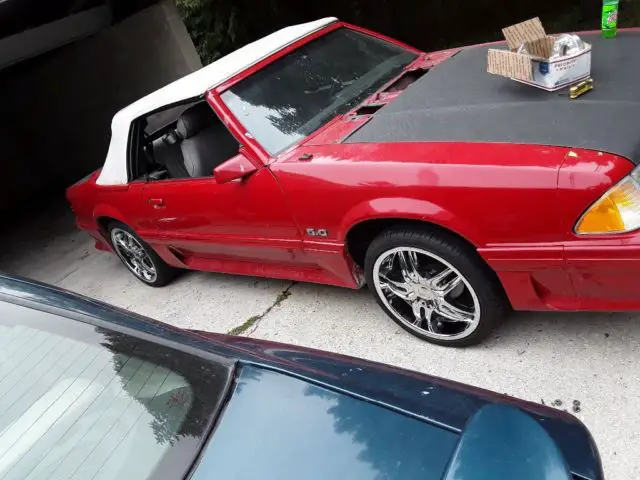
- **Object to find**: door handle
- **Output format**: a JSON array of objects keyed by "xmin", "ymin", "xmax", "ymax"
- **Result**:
[{"xmin": 148, "ymin": 198, "xmax": 165, "ymax": 209}]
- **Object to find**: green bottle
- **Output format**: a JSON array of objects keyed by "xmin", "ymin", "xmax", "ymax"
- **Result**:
[{"xmin": 602, "ymin": 0, "xmax": 619, "ymax": 38}]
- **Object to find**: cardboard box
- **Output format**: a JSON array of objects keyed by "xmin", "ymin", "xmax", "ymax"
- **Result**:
[{"xmin": 487, "ymin": 17, "xmax": 591, "ymax": 91}]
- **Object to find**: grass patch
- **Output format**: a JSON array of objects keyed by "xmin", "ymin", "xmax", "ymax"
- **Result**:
[
  {"xmin": 228, "ymin": 315, "xmax": 260, "ymax": 336},
  {"xmin": 227, "ymin": 283, "xmax": 295, "ymax": 336}
]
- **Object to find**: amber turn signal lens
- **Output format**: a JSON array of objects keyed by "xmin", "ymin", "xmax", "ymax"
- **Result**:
[{"xmin": 576, "ymin": 177, "xmax": 640, "ymax": 234}]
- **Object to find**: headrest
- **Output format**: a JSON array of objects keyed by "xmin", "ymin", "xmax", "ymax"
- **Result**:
[
  {"xmin": 162, "ymin": 130, "xmax": 180, "ymax": 145},
  {"xmin": 176, "ymin": 103, "xmax": 215, "ymax": 139}
]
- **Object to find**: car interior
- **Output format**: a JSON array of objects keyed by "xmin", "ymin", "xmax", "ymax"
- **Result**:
[{"xmin": 135, "ymin": 101, "xmax": 240, "ymax": 181}]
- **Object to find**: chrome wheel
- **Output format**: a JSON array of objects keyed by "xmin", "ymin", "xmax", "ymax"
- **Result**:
[
  {"xmin": 110, "ymin": 228, "xmax": 157, "ymax": 283},
  {"xmin": 372, "ymin": 247, "xmax": 480, "ymax": 341}
]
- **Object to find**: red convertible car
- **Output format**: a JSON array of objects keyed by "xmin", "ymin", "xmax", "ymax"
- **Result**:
[{"xmin": 68, "ymin": 18, "xmax": 640, "ymax": 347}]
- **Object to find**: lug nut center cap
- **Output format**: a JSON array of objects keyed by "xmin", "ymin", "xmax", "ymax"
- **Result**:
[{"xmin": 412, "ymin": 284, "xmax": 434, "ymax": 300}]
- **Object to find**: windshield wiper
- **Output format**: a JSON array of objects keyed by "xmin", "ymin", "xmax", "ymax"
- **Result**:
[{"xmin": 305, "ymin": 78, "xmax": 356, "ymax": 95}]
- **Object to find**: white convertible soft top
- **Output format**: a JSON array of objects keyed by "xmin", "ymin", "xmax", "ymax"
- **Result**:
[{"xmin": 97, "ymin": 17, "xmax": 338, "ymax": 186}]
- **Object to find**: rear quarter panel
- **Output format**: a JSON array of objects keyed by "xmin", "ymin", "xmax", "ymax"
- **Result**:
[{"xmin": 71, "ymin": 182, "xmax": 155, "ymax": 234}]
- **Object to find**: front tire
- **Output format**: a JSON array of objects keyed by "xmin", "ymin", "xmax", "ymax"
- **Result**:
[
  {"xmin": 364, "ymin": 227, "xmax": 506, "ymax": 347},
  {"xmin": 108, "ymin": 222, "xmax": 177, "ymax": 287}
]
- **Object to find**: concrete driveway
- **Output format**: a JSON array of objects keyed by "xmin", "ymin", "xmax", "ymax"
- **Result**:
[{"xmin": 1, "ymin": 202, "xmax": 638, "ymax": 479}]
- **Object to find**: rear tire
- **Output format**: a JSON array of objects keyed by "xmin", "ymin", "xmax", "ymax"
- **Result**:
[
  {"xmin": 107, "ymin": 222, "xmax": 177, "ymax": 287},
  {"xmin": 364, "ymin": 227, "xmax": 506, "ymax": 347}
]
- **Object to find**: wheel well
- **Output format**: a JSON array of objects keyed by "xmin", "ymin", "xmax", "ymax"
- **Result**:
[
  {"xmin": 345, "ymin": 218, "xmax": 476, "ymax": 268},
  {"xmin": 96, "ymin": 216, "xmax": 117, "ymax": 240}
]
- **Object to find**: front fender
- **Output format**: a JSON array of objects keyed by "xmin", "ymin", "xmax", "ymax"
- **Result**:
[{"xmin": 340, "ymin": 197, "xmax": 483, "ymax": 246}]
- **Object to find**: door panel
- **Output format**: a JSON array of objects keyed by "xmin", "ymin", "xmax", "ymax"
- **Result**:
[{"xmin": 141, "ymin": 166, "xmax": 302, "ymax": 265}]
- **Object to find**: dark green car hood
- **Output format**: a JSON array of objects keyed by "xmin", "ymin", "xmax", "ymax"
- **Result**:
[{"xmin": 193, "ymin": 366, "xmax": 575, "ymax": 480}]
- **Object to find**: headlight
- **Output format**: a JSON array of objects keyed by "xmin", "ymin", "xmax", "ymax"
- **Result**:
[{"xmin": 575, "ymin": 168, "xmax": 640, "ymax": 235}]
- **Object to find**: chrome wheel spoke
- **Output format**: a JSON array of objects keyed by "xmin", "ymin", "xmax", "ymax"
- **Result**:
[
  {"xmin": 434, "ymin": 274, "xmax": 462, "ymax": 296},
  {"xmin": 436, "ymin": 298, "xmax": 474, "ymax": 324},
  {"xmin": 411, "ymin": 301, "xmax": 437, "ymax": 332},
  {"xmin": 397, "ymin": 250, "xmax": 420, "ymax": 281},
  {"xmin": 424, "ymin": 311, "xmax": 437, "ymax": 333},
  {"xmin": 429, "ymin": 267, "xmax": 453, "ymax": 288},
  {"xmin": 131, "ymin": 259, "xmax": 143, "ymax": 275},
  {"xmin": 141, "ymin": 259, "xmax": 156, "ymax": 273},
  {"xmin": 379, "ymin": 273, "xmax": 412, "ymax": 301},
  {"xmin": 132, "ymin": 242, "xmax": 146, "ymax": 257},
  {"xmin": 138, "ymin": 259, "xmax": 155, "ymax": 274},
  {"xmin": 114, "ymin": 236, "xmax": 129, "ymax": 252},
  {"xmin": 126, "ymin": 236, "xmax": 135, "ymax": 250},
  {"xmin": 133, "ymin": 259, "xmax": 153, "ymax": 280},
  {"xmin": 411, "ymin": 300, "xmax": 425, "ymax": 326}
]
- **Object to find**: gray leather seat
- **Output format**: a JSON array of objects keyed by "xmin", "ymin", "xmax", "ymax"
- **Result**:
[
  {"xmin": 151, "ymin": 130, "xmax": 189, "ymax": 179},
  {"xmin": 176, "ymin": 103, "xmax": 239, "ymax": 178}
]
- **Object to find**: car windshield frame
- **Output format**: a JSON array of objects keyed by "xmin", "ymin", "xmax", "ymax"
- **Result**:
[
  {"xmin": 220, "ymin": 26, "xmax": 419, "ymax": 156},
  {"xmin": 0, "ymin": 295, "xmax": 232, "ymax": 480}
]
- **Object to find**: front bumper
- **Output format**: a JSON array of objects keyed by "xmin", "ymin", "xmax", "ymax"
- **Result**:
[
  {"xmin": 481, "ymin": 234, "xmax": 640, "ymax": 311},
  {"xmin": 565, "ymin": 233, "xmax": 640, "ymax": 310}
]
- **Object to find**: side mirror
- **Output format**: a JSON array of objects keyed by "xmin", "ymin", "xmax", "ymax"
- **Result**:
[{"xmin": 214, "ymin": 151, "xmax": 258, "ymax": 184}]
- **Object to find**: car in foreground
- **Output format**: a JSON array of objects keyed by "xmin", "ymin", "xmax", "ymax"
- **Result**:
[
  {"xmin": 0, "ymin": 273, "xmax": 602, "ymax": 479},
  {"xmin": 67, "ymin": 18, "xmax": 640, "ymax": 347}
]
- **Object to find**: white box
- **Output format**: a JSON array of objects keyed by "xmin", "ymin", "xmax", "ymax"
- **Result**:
[{"xmin": 487, "ymin": 17, "xmax": 592, "ymax": 92}]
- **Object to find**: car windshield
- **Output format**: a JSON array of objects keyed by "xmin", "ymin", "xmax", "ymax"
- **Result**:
[
  {"xmin": 0, "ymin": 301, "xmax": 230, "ymax": 480},
  {"xmin": 221, "ymin": 28, "xmax": 418, "ymax": 155}
]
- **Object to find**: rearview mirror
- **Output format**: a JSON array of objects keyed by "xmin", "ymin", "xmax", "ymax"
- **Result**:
[{"xmin": 214, "ymin": 152, "xmax": 258, "ymax": 184}]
